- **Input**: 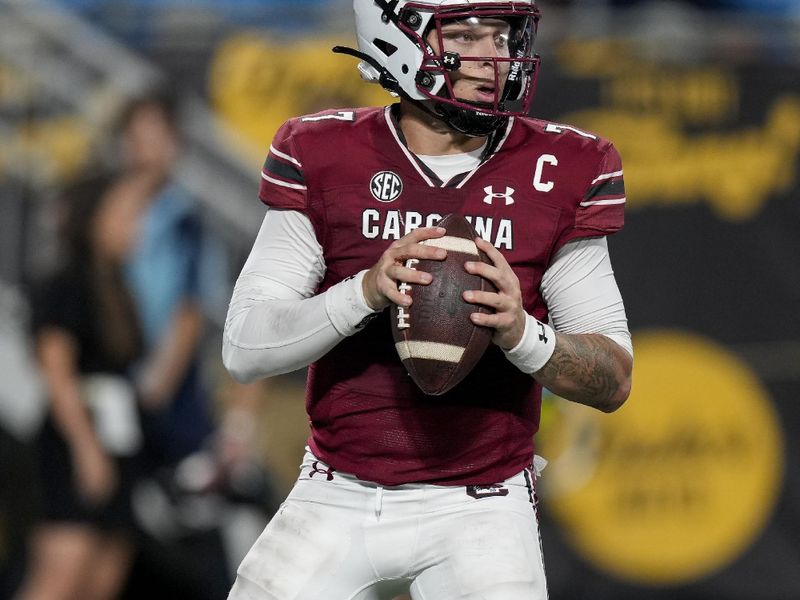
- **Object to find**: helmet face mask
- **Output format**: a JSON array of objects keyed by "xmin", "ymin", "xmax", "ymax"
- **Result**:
[{"xmin": 353, "ymin": 0, "xmax": 541, "ymax": 136}]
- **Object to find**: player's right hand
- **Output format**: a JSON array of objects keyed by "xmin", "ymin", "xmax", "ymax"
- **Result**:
[{"xmin": 362, "ymin": 226, "xmax": 448, "ymax": 311}]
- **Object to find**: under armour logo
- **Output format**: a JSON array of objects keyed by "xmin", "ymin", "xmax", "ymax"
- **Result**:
[
  {"xmin": 537, "ymin": 321, "xmax": 548, "ymax": 344},
  {"xmin": 483, "ymin": 186, "xmax": 515, "ymax": 206},
  {"xmin": 309, "ymin": 461, "xmax": 335, "ymax": 481},
  {"xmin": 442, "ymin": 52, "xmax": 461, "ymax": 71}
]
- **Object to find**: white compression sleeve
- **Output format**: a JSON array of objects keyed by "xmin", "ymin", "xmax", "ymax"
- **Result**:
[
  {"xmin": 222, "ymin": 208, "xmax": 377, "ymax": 382},
  {"xmin": 541, "ymin": 237, "xmax": 632, "ymax": 357},
  {"xmin": 503, "ymin": 236, "xmax": 632, "ymax": 374}
]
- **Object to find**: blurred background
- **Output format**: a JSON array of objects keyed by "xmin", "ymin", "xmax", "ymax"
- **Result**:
[{"xmin": 0, "ymin": 0, "xmax": 798, "ymax": 598}]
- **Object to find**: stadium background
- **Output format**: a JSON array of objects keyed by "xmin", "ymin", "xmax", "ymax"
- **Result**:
[{"xmin": 0, "ymin": 0, "xmax": 798, "ymax": 598}]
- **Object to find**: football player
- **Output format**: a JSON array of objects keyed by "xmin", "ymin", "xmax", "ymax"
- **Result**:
[{"xmin": 223, "ymin": 1, "xmax": 633, "ymax": 598}]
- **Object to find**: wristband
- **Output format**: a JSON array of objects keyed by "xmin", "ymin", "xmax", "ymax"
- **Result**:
[{"xmin": 503, "ymin": 314, "xmax": 557, "ymax": 374}]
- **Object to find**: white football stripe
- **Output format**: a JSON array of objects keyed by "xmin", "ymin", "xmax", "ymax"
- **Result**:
[
  {"xmin": 395, "ymin": 341, "xmax": 465, "ymax": 364},
  {"xmin": 421, "ymin": 236, "xmax": 479, "ymax": 255}
]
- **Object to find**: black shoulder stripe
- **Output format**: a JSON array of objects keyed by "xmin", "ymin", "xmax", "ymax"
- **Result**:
[
  {"xmin": 584, "ymin": 178, "xmax": 625, "ymax": 200},
  {"xmin": 264, "ymin": 154, "xmax": 305, "ymax": 185}
]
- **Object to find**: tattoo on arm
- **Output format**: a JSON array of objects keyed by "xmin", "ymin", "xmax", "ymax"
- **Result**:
[{"xmin": 536, "ymin": 333, "xmax": 630, "ymax": 412}]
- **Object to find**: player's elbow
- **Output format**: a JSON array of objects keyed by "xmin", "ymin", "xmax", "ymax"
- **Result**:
[
  {"xmin": 600, "ymin": 352, "xmax": 633, "ymax": 412},
  {"xmin": 222, "ymin": 339, "xmax": 260, "ymax": 384},
  {"xmin": 601, "ymin": 371, "xmax": 632, "ymax": 413}
]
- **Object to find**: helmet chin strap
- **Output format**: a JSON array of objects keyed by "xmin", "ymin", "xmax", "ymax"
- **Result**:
[
  {"xmin": 431, "ymin": 99, "xmax": 508, "ymax": 137},
  {"xmin": 401, "ymin": 92, "xmax": 507, "ymax": 138}
]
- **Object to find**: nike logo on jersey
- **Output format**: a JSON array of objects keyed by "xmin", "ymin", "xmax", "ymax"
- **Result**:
[{"xmin": 362, "ymin": 209, "xmax": 514, "ymax": 250}]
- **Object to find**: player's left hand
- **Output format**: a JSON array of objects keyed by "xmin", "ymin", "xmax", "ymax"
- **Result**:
[{"xmin": 462, "ymin": 237, "xmax": 527, "ymax": 350}]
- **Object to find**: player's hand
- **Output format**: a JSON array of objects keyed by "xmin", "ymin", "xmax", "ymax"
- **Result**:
[
  {"xmin": 462, "ymin": 236, "xmax": 527, "ymax": 350},
  {"xmin": 362, "ymin": 226, "xmax": 448, "ymax": 311}
]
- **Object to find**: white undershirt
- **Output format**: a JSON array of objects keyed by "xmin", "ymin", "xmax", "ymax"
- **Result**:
[
  {"xmin": 222, "ymin": 208, "xmax": 632, "ymax": 383},
  {"xmin": 416, "ymin": 142, "xmax": 485, "ymax": 182}
]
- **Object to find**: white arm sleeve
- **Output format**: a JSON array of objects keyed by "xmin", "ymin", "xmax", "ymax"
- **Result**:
[
  {"xmin": 504, "ymin": 236, "xmax": 632, "ymax": 374},
  {"xmin": 540, "ymin": 236, "xmax": 633, "ymax": 357},
  {"xmin": 222, "ymin": 208, "xmax": 378, "ymax": 383}
]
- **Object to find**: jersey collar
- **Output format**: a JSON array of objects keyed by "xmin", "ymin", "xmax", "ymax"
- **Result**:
[{"xmin": 384, "ymin": 104, "xmax": 514, "ymax": 189}]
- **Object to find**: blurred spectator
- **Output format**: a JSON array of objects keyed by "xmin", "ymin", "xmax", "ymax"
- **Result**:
[
  {"xmin": 15, "ymin": 172, "xmax": 152, "ymax": 600},
  {"xmin": 0, "ymin": 281, "xmax": 45, "ymax": 596},
  {"xmin": 114, "ymin": 89, "xmax": 234, "ymax": 598},
  {"xmin": 116, "ymin": 89, "xmax": 225, "ymax": 465}
]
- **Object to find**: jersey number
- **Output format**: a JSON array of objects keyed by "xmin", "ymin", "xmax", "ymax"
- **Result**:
[
  {"xmin": 300, "ymin": 111, "xmax": 356, "ymax": 123},
  {"xmin": 545, "ymin": 123, "xmax": 597, "ymax": 140}
]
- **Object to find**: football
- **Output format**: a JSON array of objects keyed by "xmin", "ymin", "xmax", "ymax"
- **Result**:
[{"xmin": 390, "ymin": 213, "xmax": 496, "ymax": 396}]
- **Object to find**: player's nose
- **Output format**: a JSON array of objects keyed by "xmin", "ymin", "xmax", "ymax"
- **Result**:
[
  {"xmin": 477, "ymin": 35, "xmax": 503, "ymax": 58},
  {"xmin": 475, "ymin": 38, "xmax": 503, "ymax": 66}
]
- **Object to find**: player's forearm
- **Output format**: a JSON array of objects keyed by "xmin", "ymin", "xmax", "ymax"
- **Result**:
[
  {"xmin": 222, "ymin": 270, "xmax": 377, "ymax": 382},
  {"xmin": 223, "ymin": 292, "xmax": 341, "ymax": 382},
  {"xmin": 536, "ymin": 332, "xmax": 632, "ymax": 412}
]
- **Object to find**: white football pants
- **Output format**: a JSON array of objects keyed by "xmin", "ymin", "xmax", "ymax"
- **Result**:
[{"xmin": 228, "ymin": 450, "xmax": 548, "ymax": 600}]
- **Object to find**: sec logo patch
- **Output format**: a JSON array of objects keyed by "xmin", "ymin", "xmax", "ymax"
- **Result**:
[{"xmin": 370, "ymin": 171, "xmax": 403, "ymax": 203}]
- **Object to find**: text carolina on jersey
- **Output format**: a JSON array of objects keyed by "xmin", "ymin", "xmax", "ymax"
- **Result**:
[{"xmin": 363, "ymin": 209, "xmax": 514, "ymax": 250}]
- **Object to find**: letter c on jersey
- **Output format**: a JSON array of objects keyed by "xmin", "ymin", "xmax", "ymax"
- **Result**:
[
  {"xmin": 533, "ymin": 154, "xmax": 558, "ymax": 192},
  {"xmin": 370, "ymin": 171, "xmax": 404, "ymax": 202}
]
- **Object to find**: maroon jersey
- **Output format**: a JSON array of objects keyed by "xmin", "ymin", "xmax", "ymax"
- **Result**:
[{"xmin": 259, "ymin": 105, "xmax": 625, "ymax": 486}]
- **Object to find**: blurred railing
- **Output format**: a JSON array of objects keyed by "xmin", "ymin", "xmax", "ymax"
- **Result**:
[{"xmin": 0, "ymin": 0, "xmax": 266, "ymax": 260}]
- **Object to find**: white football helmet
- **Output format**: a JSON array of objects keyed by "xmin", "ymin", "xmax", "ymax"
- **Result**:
[{"xmin": 338, "ymin": 0, "xmax": 541, "ymax": 136}]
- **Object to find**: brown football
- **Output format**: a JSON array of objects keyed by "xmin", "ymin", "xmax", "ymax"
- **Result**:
[{"xmin": 390, "ymin": 213, "xmax": 496, "ymax": 396}]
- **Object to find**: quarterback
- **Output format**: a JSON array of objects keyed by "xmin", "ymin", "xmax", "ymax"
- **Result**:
[{"xmin": 223, "ymin": 1, "xmax": 633, "ymax": 598}]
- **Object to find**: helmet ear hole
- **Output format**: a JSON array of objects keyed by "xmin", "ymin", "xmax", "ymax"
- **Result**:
[
  {"xmin": 402, "ymin": 65, "xmax": 409, "ymax": 74},
  {"xmin": 373, "ymin": 38, "xmax": 398, "ymax": 57}
]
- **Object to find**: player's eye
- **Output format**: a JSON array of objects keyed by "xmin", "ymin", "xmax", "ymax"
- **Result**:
[{"xmin": 451, "ymin": 31, "xmax": 475, "ymax": 43}]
